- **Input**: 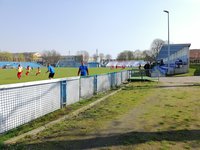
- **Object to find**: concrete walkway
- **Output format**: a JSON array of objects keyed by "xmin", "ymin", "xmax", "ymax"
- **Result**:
[{"xmin": 159, "ymin": 76, "xmax": 200, "ymax": 84}]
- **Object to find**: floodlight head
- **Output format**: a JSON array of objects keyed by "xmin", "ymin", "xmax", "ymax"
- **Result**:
[{"xmin": 163, "ymin": 10, "xmax": 169, "ymax": 13}]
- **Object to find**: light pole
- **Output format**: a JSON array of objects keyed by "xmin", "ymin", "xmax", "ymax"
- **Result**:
[{"xmin": 163, "ymin": 10, "xmax": 170, "ymax": 74}]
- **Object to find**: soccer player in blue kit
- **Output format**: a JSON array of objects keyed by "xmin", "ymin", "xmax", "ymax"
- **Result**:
[
  {"xmin": 77, "ymin": 61, "xmax": 89, "ymax": 76},
  {"xmin": 46, "ymin": 63, "xmax": 55, "ymax": 79}
]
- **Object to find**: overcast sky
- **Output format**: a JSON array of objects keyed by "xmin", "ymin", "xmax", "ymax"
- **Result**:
[{"xmin": 0, "ymin": 0, "xmax": 199, "ymax": 58}]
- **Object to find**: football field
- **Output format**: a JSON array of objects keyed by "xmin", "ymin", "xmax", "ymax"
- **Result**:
[{"xmin": 0, "ymin": 67, "xmax": 127, "ymax": 85}]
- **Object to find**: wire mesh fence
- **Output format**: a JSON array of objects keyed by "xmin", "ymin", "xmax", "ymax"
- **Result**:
[
  {"xmin": 0, "ymin": 70, "xmax": 129, "ymax": 134},
  {"xmin": 128, "ymin": 68, "xmax": 160, "ymax": 82},
  {"xmin": 80, "ymin": 76, "xmax": 95, "ymax": 99},
  {"xmin": 0, "ymin": 69, "xmax": 160, "ymax": 134},
  {"xmin": 0, "ymin": 80, "xmax": 60, "ymax": 134}
]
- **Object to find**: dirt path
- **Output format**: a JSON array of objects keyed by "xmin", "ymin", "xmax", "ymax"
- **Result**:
[
  {"xmin": 55, "ymin": 90, "xmax": 165, "ymax": 150},
  {"xmin": 84, "ymin": 76, "xmax": 200, "ymax": 149}
]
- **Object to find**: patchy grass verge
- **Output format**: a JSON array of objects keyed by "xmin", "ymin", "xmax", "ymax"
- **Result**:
[
  {"xmin": 0, "ymin": 88, "xmax": 118, "ymax": 147},
  {"xmin": 3, "ymin": 82, "xmax": 200, "ymax": 150}
]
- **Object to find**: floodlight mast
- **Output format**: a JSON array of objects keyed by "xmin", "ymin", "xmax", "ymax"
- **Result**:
[{"xmin": 163, "ymin": 10, "xmax": 170, "ymax": 75}]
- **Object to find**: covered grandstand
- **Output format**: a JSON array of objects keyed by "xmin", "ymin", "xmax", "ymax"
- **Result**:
[
  {"xmin": 157, "ymin": 43, "xmax": 191, "ymax": 75},
  {"xmin": 0, "ymin": 61, "xmax": 44, "ymax": 69},
  {"xmin": 56, "ymin": 55, "xmax": 82, "ymax": 67}
]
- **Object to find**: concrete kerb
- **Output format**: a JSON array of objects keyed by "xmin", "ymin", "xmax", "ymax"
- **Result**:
[{"xmin": 4, "ymin": 88, "xmax": 122, "ymax": 145}]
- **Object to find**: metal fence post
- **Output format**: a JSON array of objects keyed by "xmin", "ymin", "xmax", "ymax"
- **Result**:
[
  {"xmin": 129, "ymin": 70, "xmax": 132, "ymax": 79},
  {"xmin": 109, "ymin": 73, "xmax": 112, "ymax": 89},
  {"xmin": 111, "ymin": 72, "xmax": 116, "ymax": 89},
  {"xmin": 93, "ymin": 75, "xmax": 97, "ymax": 94},
  {"xmin": 60, "ymin": 80, "xmax": 67, "ymax": 108},
  {"xmin": 79, "ymin": 77, "xmax": 81, "ymax": 100},
  {"xmin": 141, "ymin": 69, "xmax": 143, "ymax": 80},
  {"xmin": 121, "ymin": 71, "xmax": 123, "ymax": 83}
]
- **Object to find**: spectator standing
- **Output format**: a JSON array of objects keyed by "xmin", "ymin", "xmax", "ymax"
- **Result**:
[
  {"xmin": 77, "ymin": 61, "xmax": 89, "ymax": 76},
  {"xmin": 144, "ymin": 62, "xmax": 151, "ymax": 77}
]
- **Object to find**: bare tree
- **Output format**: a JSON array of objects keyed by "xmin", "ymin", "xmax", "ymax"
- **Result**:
[
  {"xmin": 99, "ymin": 53, "xmax": 105, "ymax": 60},
  {"xmin": 18, "ymin": 53, "xmax": 25, "ymax": 62},
  {"xmin": 142, "ymin": 50, "xmax": 154, "ymax": 62},
  {"xmin": 117, "ymin": 52, "xmax": 126, "ymax": 61},
  {"xmin": 92, "ymin": 54, "xmax": 98, "ymax": 62},
  {"xmin": 42, "ymin": 50, "xmax": 61, "ymax": 66},
  {"xmin": 117, "ymin": 50, "xmax": 134, "ymax": 61},
  {"xmin": 22, "ymin": 52, "xmax": 35, "ymax": 62},
  {"xmin": 150, "ymin": 39, "xmax": 165, "ymax": 61},
  {"xmin": 32, "ymin": 54, "xmax": 39, "ymax": 62},
  {"xmin": 105, "ymin": 54, "xmax": 112, "ymax": 60},
  {"xmin": 133, "ymin": 50, "xmax": 143, "ymax": 60},
  {"xmin": 77, "ymin": 50, "xmax": 89, "ymax": 62},
  {"xmin": 0, "ymin": 52, "xmax": 13, "ymax": 61}
]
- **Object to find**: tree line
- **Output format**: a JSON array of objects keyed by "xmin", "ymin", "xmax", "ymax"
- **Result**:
[
  {"xmin": 77, "ymin": 50, "xmax": 112, "ymax": 62},
  {"xmin": 116, "ymin": 39, "xmax": 165, "ymax": 62},
  {"xmin": 0, "ymin": 38, "xmax": 165, "ymax": 65},
  {"xmin": 0, "ymin": 49, "xmax": 112, "ymax": 66},
  {"xmin": 0, "ymin": 52, "xmax": 37, "ymax": 62}
]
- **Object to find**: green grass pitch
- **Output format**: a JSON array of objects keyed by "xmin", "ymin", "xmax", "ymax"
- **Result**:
[{"xmin": 0, "ymin": 67, "xmax": 127, "ymax": 85}]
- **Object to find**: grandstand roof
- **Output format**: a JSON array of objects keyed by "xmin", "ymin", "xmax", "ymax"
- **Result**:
[{"xmin": 157, "ymin": 43, "xmax": 191, "ymax": 60}]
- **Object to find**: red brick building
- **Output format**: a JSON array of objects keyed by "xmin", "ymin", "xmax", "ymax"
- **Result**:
[{"xmin": 190, "ymin": 49, "xmax": 200, "ymax": 64}]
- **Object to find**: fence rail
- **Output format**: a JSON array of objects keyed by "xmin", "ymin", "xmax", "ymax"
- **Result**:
[
  {"xmin": 0, "ymin": 69, "xmax": 160, "ymax": 134},
  {"xmin": 0, "ymin": 70, "xmax": 129, "ymax": 134}
]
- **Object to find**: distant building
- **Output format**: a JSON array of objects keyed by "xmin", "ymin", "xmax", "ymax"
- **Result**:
[
  {"xmin": 88, "ymin": 57, "xmax": 95, "ymax": 62},
  {"xmin": 157, "ymin": 43, "xmax": 191, "ymax": 75},
  {"xmin": 12, "ymin": 52, "xmax": 42, "ymax": 62},
  {"xmin": 88, "ymin": 62, "xmax": 100, "ymax": 68},
  {"xmin": 190, "ymin": 49, "xmax": 200, "ymax": 64},
  {"xmin": 57, "ymin": 55, "xmax": 83, "ymax": 67}
]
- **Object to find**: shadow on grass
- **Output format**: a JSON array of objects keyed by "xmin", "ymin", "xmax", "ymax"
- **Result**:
[
  {"xmin": 4, "ymin": 129, "xmax": 200, "ymax": 149},
  {"xmin": 123, "ymin": 83, "xmax": 200, "ymax": 91},
  {"xmin": 158, "ymin": 84, "xmax": 200, "ymax": 88},
  {"xmin": 194, "ymin": 69, "xmax": 200, "ymax": 76}
]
